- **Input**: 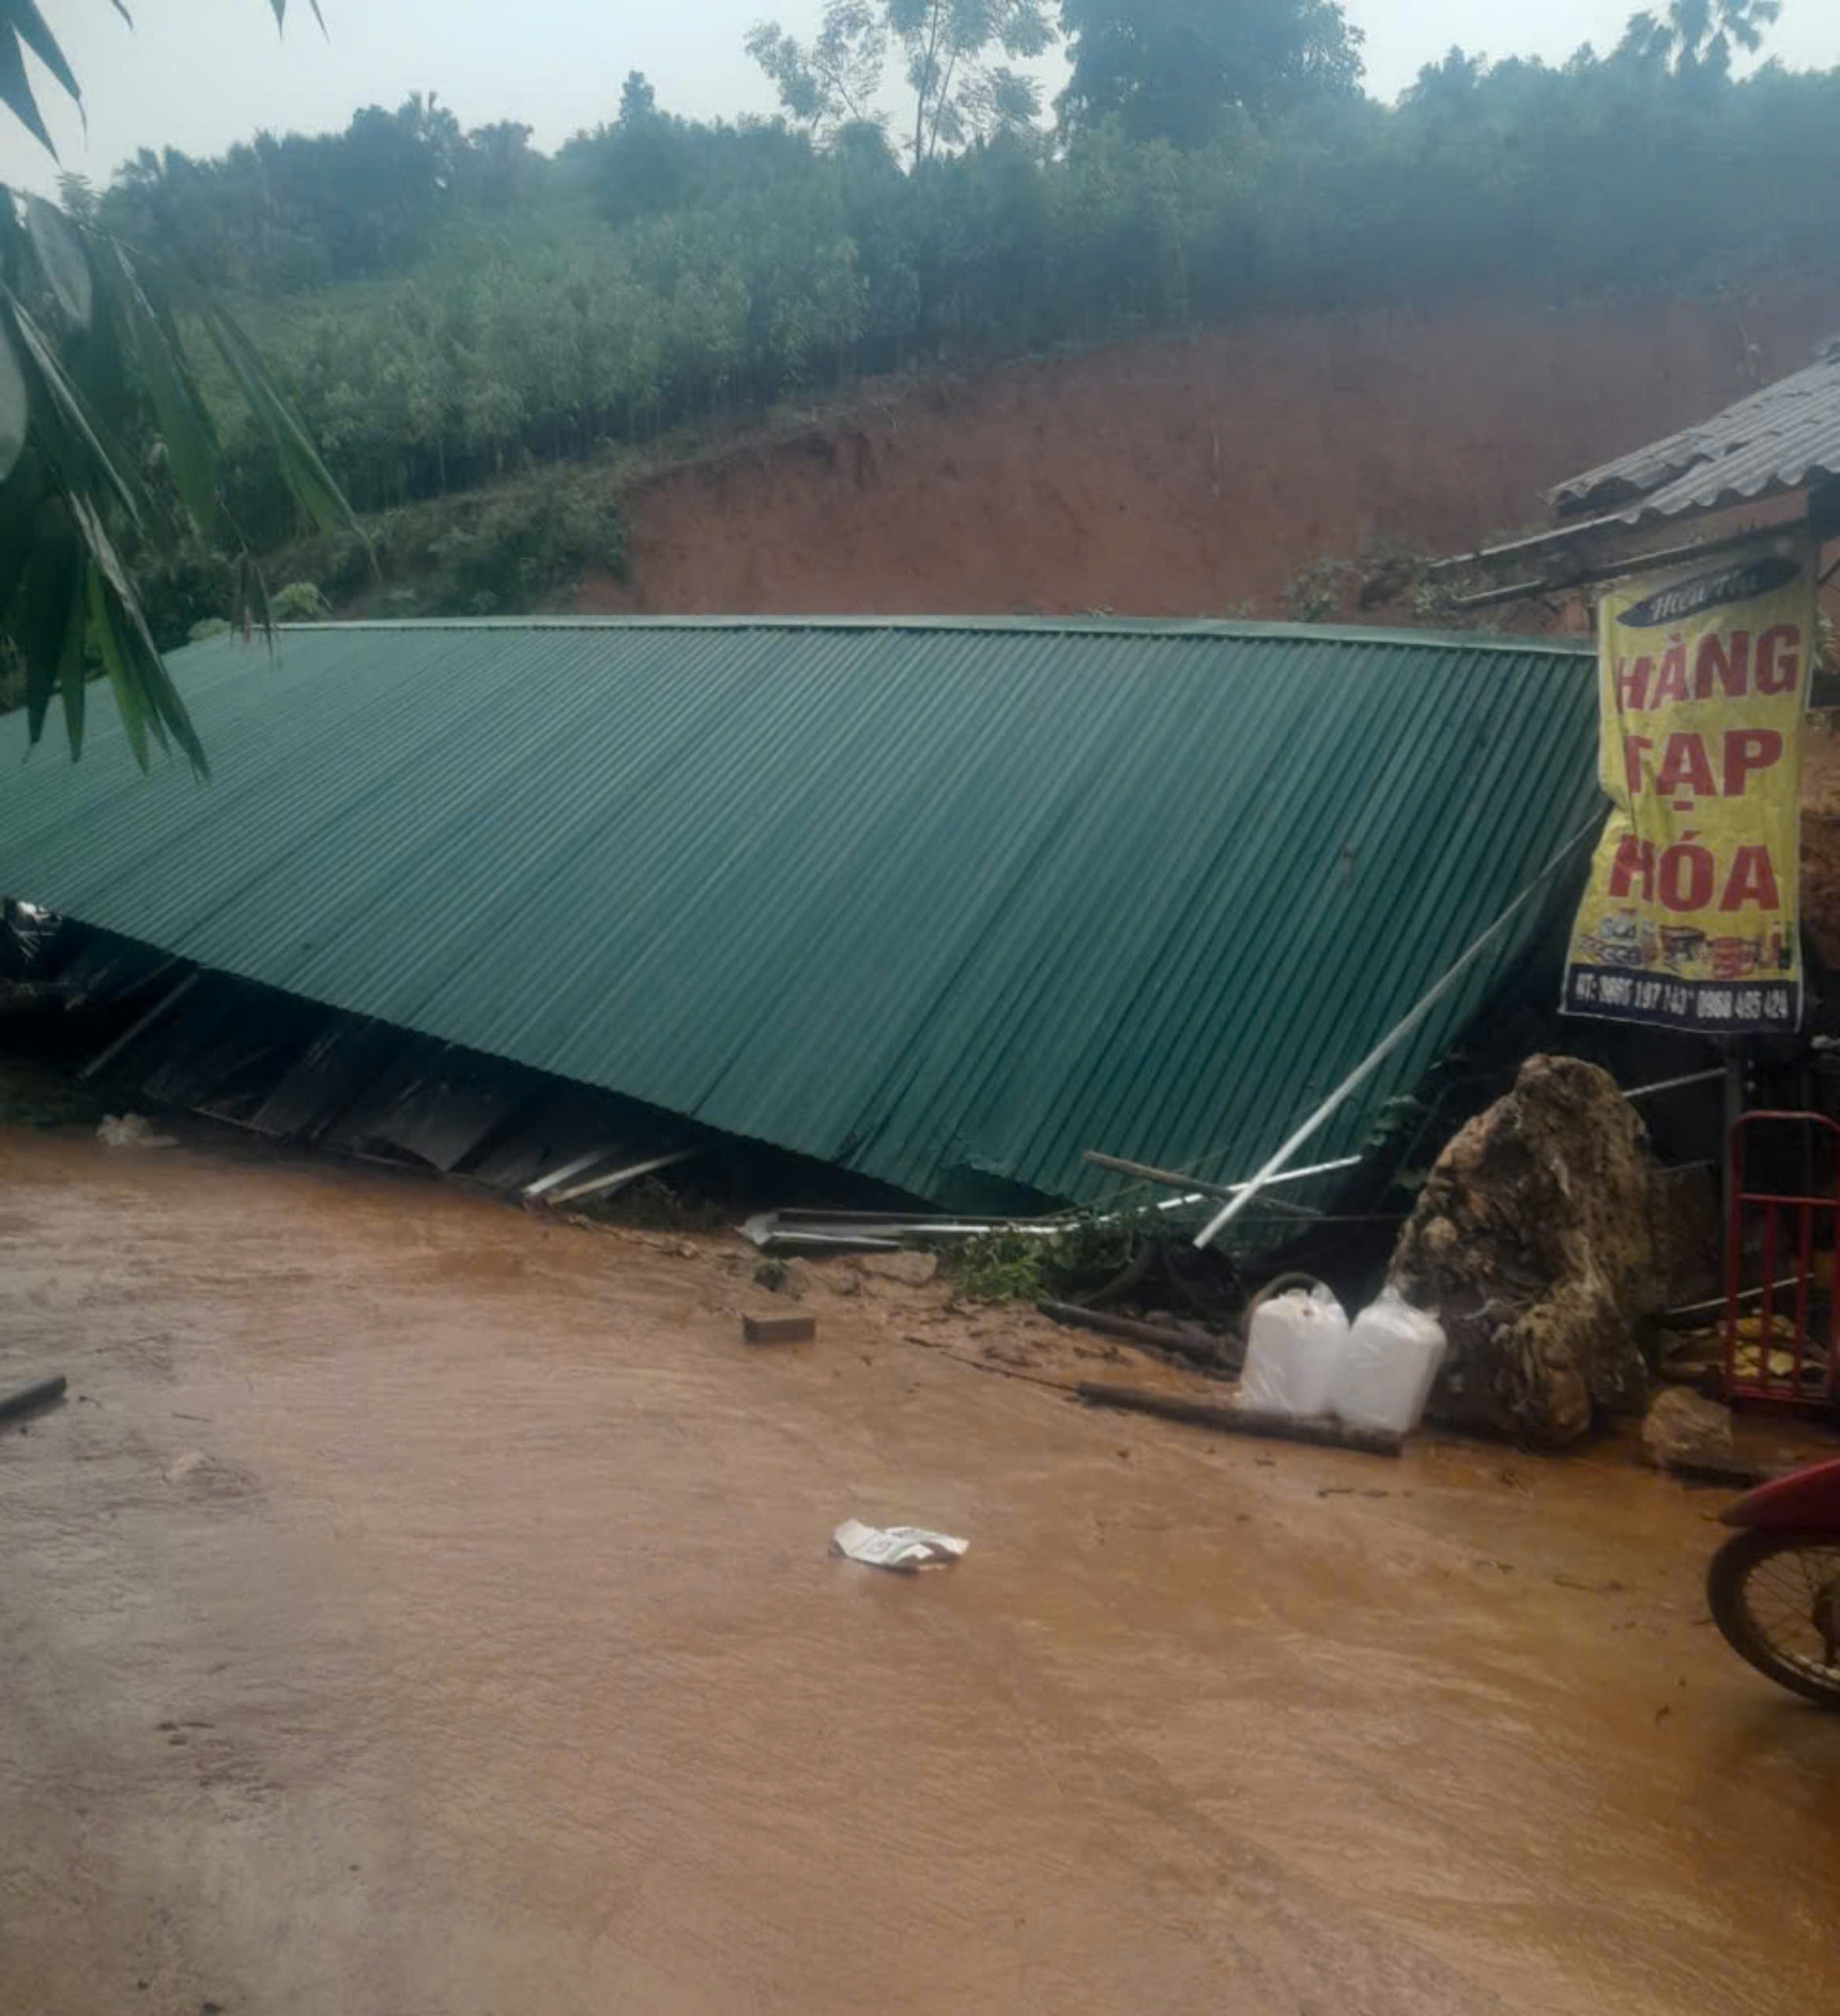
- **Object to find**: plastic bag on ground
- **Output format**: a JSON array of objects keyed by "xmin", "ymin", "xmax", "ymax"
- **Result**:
[
  {"xmin": 1331, "ymin": 1285, "xmax": 1448, "ymax": 1436},
  {"xmin": 1236, "ymin": 1283, "xmax": 1348, "ymax": 1418},
  {"xmin": 97, "ymin": 1114, "xmax": 176, "ymax": 1149},
  {"xmin": 829, "ymin": 1519, "xmax": 968, "ymax": 1571}
]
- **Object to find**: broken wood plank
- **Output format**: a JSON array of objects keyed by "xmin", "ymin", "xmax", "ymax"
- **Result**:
[
  {"xmin": 743, "ymin": 1313, "xmax": 817, "ymax": 1345},
  {"xmin": 1039, "ymin": 1299, "xmax": 1237, "ymax": 1369},
  {"xmin": 0, "ymin": 1375, "xmax": 67, "ymax": 1423},
  {"xmin": 1075, "ymin": 1380, "xmax": 1403, "ymax": 1456}
]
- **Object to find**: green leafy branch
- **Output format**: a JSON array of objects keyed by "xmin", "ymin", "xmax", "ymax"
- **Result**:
[{"xmin": 0, "ymin": 0, "xmax": 356, "ymax": 773}]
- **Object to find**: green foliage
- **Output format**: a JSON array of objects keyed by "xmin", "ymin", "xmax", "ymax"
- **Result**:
[
  {"xmin": 43, "ymin": 17, "xmax": 1840, "ymax": 596},
  {"xmin": 0, "ymin": 0, "xmax": 359, "ymax": 768},
  {"xmin": 1058, "ymin": 0, "xmax": 1363, "ymax": 144},
  {"xmin": 748, "ymin": 6, "xmax": 891, "ymax": 139},
  {"xmin": 1619, "ymin": 0, "xmax": 1780, "ymax": 80},
  {"xmin": 0, "ymin": 184, "xmax": 359, "ymax": 765},
  {"xmin": 950, "ymin": 1210, "xmax": 1154, "ymax": 1301},
  {"xmin": 138, "ymin": 541, "xmax": 235, "ymax": 650},
  {"xmin": 270, "ymin": 465, "xmax": 626, "ymax": 617},
  {"xmin": 751, "ymin": 0, "xmax": 1054, "ymax": 166},
  {"xmin": 270, "ymin": 579, "xmax": 331, "ymax": 620},
  {"xmin": 1282, "ymin": 554, "xmax": 1355, "ymax": 623}
]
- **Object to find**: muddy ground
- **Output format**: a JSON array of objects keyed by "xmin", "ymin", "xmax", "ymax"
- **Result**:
[{"xmin": 1, "ymin": 1123, "xmax": 1836, "ymax": 2015}]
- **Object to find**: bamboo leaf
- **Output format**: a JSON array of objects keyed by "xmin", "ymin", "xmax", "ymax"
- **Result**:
[
  {"xmin": 0, "ymin": 312, "xmax": 24, "ymax": 480},
  {"xmin": 57, "ymin": 556, "xmax": 85, "ymax": 755},
  {"xmin": 102, "ymin": 246, "xmax": 221, "ymax": 536},
  {"xmin": 86, "ymin": 561, "xmax": 147, "ymax": 769},
  {"xmin": 231, "ymin": 550, "xmax": 274, "ymax": 646},
  {"xmin": 13, "ymin": 517, "xmax": 80, "ymax": 744},
  {"xmin": 0, "ymin": 460, "xmax": 39, "ymax": 617},
  {"xmin": 25, "ymin": 194, "xmax": 91, "ymax": 328},
  {"xmin": 4, "ymin": 290, "xmax": 144, "ymax": 523},
  {"xmin": 0, "ymin": 17, "xmax": 54, "ymax": 154},
  {"xmin": 191, "ymin": 289, "xmax": 362, "ymax": 544},
  {"xmin": 63, "ymin": 482, "xmax": 143, "ymax": 629},
  {"xmin": 62, "ymin": 480, "xmax": 203, "ymax": 766},
  {"xmin": 7, "ymin": 2, "xmax": 81, "ymax": 109},
  {"xmin": 83, "ymin": 555, "xmax": 206, "ymax": 776}
]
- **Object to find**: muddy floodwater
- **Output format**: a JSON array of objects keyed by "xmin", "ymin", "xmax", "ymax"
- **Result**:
[{"xmin": 1, "ymin": 1125, "xmax": 1836, "ymax": 2014}]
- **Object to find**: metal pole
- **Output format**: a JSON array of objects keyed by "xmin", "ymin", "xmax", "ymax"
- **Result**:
[
  {"xmin": 1193, "ymin": 816, "xmax": 1601, "ymax": 1251},
  {"xmin": 1723, "ymin": 1040, "xmax": 1746, "ymax": 1231}
]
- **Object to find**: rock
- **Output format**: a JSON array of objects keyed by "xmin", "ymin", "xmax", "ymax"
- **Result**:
[
  {"xmin": 1393, "ymin": 1055, "xmax": 1658, "ymax": 1447},
  {"xmin": 1640, "ymin": 1387, "xmax": 1734, "ymax": 1469},
  {"xmin": 857, "ymin": 1249, "xmax": 938, "ymax": 1287},
  {"xmin": 742, "ymin": 1311, "xmax": 817, "ymax": 1345},
  {"xmin": 755, "ymin": 1257, "xmax": 823, "ymax": 1299}
]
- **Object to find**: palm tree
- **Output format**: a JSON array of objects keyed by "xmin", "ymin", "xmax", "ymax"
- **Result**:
[{"xmin": 1619, "ymin": 0, "xmax": 1782, "ymax": 79}]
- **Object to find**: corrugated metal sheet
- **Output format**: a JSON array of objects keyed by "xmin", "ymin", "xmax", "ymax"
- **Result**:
[
  {"xmin": 1551, "ymin": 338, "xmax": 1840, "ymax": 524},
  {"xmin": 0, "ymin": 617, "xmax": 1600, "ymax": 1210}
]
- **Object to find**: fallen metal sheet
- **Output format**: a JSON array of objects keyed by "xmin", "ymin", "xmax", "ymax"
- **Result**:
[
  {"xmin": 740, "ymin": 1209, "xmax": 1063, "ymax": 1251},
  {"xmin": 80, "ymin": 971, "xmax": 202, "ymax": 1081},
  {"xmin": 135, "ymin": 980, "xmax": 326, "ymax": 1123},
  {"xmin": 246, "ymin": 1016, "xmax": 409, "ymax": 1140},
  {"xmin": 43, "ymin": 926, "xmax": 690, "ymax": 1194},
  {"xmin": 1193, "ymin": 819, "xmax": 1601, "ymax": 1249},
  {"xmin": 740, "ymin": 1156, "xmax": 1371, "ymax": 1252},
  {"xmin": 323, "ymin": 1045, "xmax": 533, "ymax": 1173},
  {"xmin": 53, "ymin": 933, "xmax": 176, "ymax": 1006},
  {"xmin": 540, "ymin": 1147, "xmax": 702, "ymax": 1207},
  {"xmin": 470, "ymin": 1080, "xmax": 692, "ymax": 1195}
]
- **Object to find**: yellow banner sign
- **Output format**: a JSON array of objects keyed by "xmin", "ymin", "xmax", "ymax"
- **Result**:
[{"xmin": 1564, "ymin": 539, "xmax": 1814, "ymax": 1034}]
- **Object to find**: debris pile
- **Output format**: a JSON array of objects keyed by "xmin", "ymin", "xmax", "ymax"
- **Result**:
[{"xmin": 1393, "ymin": 1055, "xmax": 1660, "ymax": 1446}]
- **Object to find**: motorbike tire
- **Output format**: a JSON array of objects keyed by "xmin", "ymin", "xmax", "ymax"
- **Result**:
[{"xmin": 1706, "ymin": 1528, "xmax": 1840, "ymax": 1708}]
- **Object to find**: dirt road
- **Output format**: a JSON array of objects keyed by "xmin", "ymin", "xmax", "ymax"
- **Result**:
[{"xmin": 0, "ymin": 1125, "xmax": 1834, "ymax": 2014}]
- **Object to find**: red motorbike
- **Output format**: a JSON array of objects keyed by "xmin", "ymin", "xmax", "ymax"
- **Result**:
[{"xmin": 1708, "ymin": 1455, "xmax": 1840, "ymax": 1706}]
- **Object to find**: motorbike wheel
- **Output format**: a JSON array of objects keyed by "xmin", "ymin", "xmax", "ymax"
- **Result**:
[{"xmin": 1707, "ymin": 1529, "xmax": 1840, "ymax": 1707}]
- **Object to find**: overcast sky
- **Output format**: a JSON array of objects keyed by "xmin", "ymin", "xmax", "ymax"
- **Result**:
[{"xmin": 1, "ymin": 0, "xmax": 1834, "ymax": 195}]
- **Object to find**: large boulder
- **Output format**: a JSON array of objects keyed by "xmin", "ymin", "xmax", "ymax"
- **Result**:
[{"xmin": 1392, "ymin": 1055, "xmax": 1660, "ymax": 1445}]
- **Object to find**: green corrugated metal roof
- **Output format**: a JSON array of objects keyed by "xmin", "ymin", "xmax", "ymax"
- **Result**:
[{"xmin": 0, "ymin": 617, "xmax": 1600, "ymax": 1209}]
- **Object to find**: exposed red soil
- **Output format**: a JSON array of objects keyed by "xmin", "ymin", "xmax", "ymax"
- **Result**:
[{"xmin": 580, "ymin": 282, "xmax": 1840, "ymax": 621}]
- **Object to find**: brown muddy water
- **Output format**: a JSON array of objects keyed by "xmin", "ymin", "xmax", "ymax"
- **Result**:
[{"xmin": 0, "ymin": 1123, "xmax": 1834, "ymax": 2015}]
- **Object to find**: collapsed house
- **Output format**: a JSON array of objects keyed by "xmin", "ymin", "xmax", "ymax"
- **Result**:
[{"xmin": 0, "ymin": 616, "xmax": 1603, "ymax": 1226}]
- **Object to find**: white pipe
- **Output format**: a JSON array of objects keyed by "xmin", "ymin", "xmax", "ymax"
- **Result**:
[{"xmin": 1193, "ymin": 817, "xmax": 1602, "ymax": 1251}]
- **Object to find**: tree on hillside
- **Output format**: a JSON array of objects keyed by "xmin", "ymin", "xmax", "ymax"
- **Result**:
[
  {"xmin": 458, "ymin": 120, "xmax": 536, "ymax": 209},
  {"xmin": 748, "ymin": 0, "xmax": 1057, "ymax": 167},
  {"xmin": 747, "ymin": 2, "xmax": 891, "ymax": 139},
  {"xmin": 1056, "ymin": 0, "xmax": 1363, "ymax": 146},
  {"xmin": 1619, "ymin": 0, "xmax": 1781, "ymax": 79},
  {"xmin": 0, "ymin": 0, "xmax": 358, "ymax": 768}
]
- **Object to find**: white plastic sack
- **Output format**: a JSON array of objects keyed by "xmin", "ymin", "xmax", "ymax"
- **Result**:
[
  {"xmin": 1237, "ymin": 1283, "xmax": 1348, "ymax": 1418},
  {"xmin": 1331, "ymin": 1285, "xmax": 1447, "ymax": 1436},
  {"xmin": 829, "ymin": 1520, "xmax": 968, "ymax": 1572},
  {"xmin": 97, "ymin": 1114, "xmax": 176, "ymax": 1149}
]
